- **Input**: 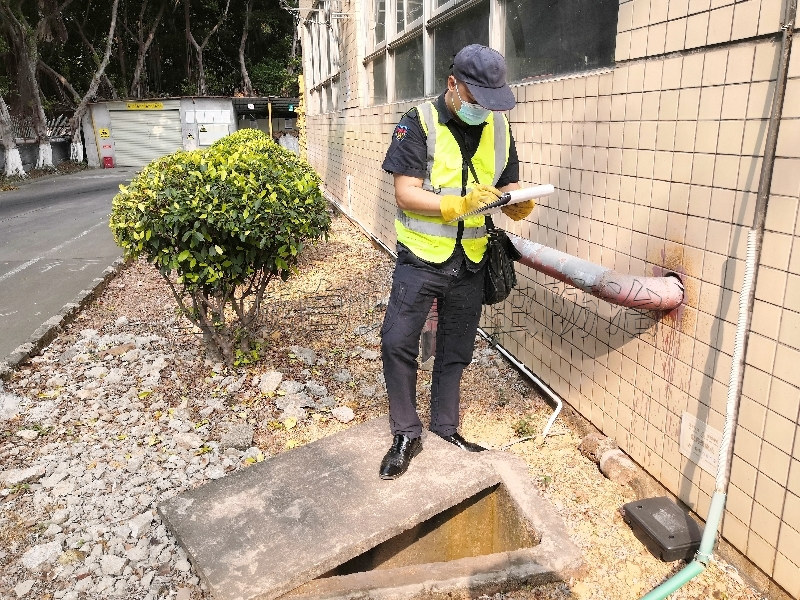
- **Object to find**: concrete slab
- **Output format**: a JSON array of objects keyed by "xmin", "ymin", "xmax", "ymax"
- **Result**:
[
  {"xmin": 283, "ymin": 452, "xmax": 585, "ymax": 599},
  {"xmin": 158, "ymin": 417, "xmax": 502, "ymax": 600}
]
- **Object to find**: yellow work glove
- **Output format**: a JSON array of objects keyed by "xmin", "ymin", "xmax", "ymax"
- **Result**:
[
  {"xmin": 501, "ymin": 199, "xmax": 535, "ymax": 221},
  {"xmin": 439, "ymin": 184, "xmax": 502, "ymax": 222}
]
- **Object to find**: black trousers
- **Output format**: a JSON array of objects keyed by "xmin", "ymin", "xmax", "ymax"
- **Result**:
[{"xmin": 380, "ymin": 252, "xmax": 485, "ymax": 439}]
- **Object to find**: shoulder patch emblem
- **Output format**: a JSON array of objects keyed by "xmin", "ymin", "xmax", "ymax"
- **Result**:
[{"xmin": 393, "ymin": 124, "xmax": 409, "ymax": 141}]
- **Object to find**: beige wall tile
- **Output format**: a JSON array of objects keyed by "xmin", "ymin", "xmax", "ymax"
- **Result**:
[
  {"xmin": 681, "ymin": 53, "xmax": 704, "ymax": 88},
  {"xmin": 777, "ymin": 522, "xmax": 800, "ymax": 571},
  {"xmin": 734, "ymin": 426, "xmax": 763, "ymax": 470},
  {"xmin": 748, "ymin": 80, "xmax": 775, "ymax": 120},
  {"xmin": 674, "ymin": 121, "xmax": 696, "ymax": 153},
  {"xmin": 662, "ymin": 56, "xmax": 683, "ymax": 89},
  {"xmin": 703, "ymin": 49, "xmax": 729, "ymax": 87},
  {"xmin": 751, "ymin": 500, "xmax": 782, "ymax": 544},
  {"xmin": 779, "ymin": 308, "xmax": 800, "ymax": 352},
  {"xmin": 760, "ymin": 441, "xmax": 792, "ymax": 488},
  {"xmin": 695, "ymin": 120, "xmax": 719, "ymax": 154},
  {"xmin": 722, "ymin": 513, "xmax": 751, "ymax": 552},
  {"xmin": 717, "ymin": 119, "xmax": 744, "ymax": 155},
  {"xmin": 721, "ymin": 83, "xmax": 750, "ymax": 120},
  {"xmin": 758, "ymin": 0, "xmax": 783, "ymax": 36},
  {"xmin": 768, "ymin": 377, "xmax": 800, "ymax": 423},
  {"xmin": 737, "ymin": 156, "xmax": 763, "ymax": 193},
  {"xmin": 776, "ymin": 118, "xmax": 800, "ymax": 158},
  {"xmin": 698, "ymin": 86, "xmax": 724, "ymax": 120},
  {"xmin": 712, "ymin": 153, "xmax": 740, "ymax": 189},
  {"xmin": 686, "ymin": 12, "xmax": 710, "ymax": 49},
  {"xmin": 789, "ymin": 459, "xmax": 800, "ymax": 495},
  {"xmin": 773, "ymin": 552, "xmax": 800, "ymax": 598},
  {"xmin": 665, "ymin": 18, "xmax": 688, "ymax": 53},
  {"xmin": 786, "ymin": 493, "xmax": 800, "ymax": 537},
  {"xmin": 731, "ymin": 452, "xmax": 758, "ymax": 495},
  {"xmin": 688, "ymin": 0, "xmax": 711, "ymax": 11},
  {"xmin": 742, "ymin": 119, "xmax": 768, "ymax": 156},
  {"xmin": 618, "ymin": 1, "xmax": 634, "ymax": 32},
  {"xmin": 761, "ymin": 231, "xmax": 793, "ymax": 270},
  {"xmin": 746, "ymin": 331, "xmax": 778, "ymax": 374},
  {"xmin": 771, "ymin": 157, "xmax": 800, "ymax": 197},
  {"xmin": 707, "ymin": 5, "xmax": 734, "ymax": 46},
  {"xmin": 708, "ymin": 187, "xmax": 735, "ymax": 222},
  {"xmin": 731, "ymin": 0, "xmax": 760, "ymax": 41},
  {"xmin": 647, "ymin": 23, "xmax": 667, "ymax": 55},
  {"xmin": 691, "ymin": 153, "xmax": 716, "ymax": 187},
  {"xmin": 751, "ymin": 299, "xmax": 782, "ymax": 339},
  {"xmin": 754, "ymin": 471, "xmax": 786, "ymax": 517},
  {"xmin": 766, "ymin": 195, "xmax": 799, "ymax": 236},
  {"xmin": 764, "ymin": 409, "xmax": 798, "ymax": 456},
  {"xmin": 668, "ymin": 0, "xmax": 690, "ymax": 20},
  {"xmin": 725, "ymin": 44, "xmax": 756, "ymax": 85},
  {"xmin": 678, "ymin": 87, "xmax": 701, "ymax": 120},
  {"xmin": 747, "ymin": 531, "xmax": 777, "ymax": 576}
]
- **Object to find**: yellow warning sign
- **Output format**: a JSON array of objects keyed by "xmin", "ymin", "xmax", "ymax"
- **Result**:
[
  {"xmin": 126, "ymin": 101, "xmax": 164, "ymax": 110},
  {"xmin": 98, "ymin": 128, "xmax": 110, "ymax": 138}
]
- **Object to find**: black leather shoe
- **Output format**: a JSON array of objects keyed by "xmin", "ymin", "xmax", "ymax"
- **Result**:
[
  {"xmin": 379, "ymin": 434, "xmax": 422, "ymax": 480},
  {"xmin": 438, "ymin": 432, "xmax": 487, "ymax": 452}
]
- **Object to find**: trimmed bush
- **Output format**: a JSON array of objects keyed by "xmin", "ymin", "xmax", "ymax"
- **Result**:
[{"xmin": 109, "ymin": 129, "xmax": 331, "ymax": 364}]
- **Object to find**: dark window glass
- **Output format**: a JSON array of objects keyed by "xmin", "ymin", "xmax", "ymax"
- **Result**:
[
  {"xmin": 372, "ymin": 54, "xmax": 387, "ymax": 105},
  {"xmin": 432, "ymin": 0, "xmax": 490, "ymax": 86},
  {"xmin": 504, "ymin": 0, "xmax": 617, "ymax": 81},
  {"xmin": 397, "ymin": 0, "xmax": 423, "ymax": 30},
  {"xmin": 394, "ymin": 35, "xmax": 424, "ymax": 100},
  {"xmin": 375, "ymin": 0, "xmax": 386, "ymax": 44}
]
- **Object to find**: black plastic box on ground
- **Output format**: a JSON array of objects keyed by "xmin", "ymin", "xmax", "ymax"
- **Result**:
[{"xmin": 622, "ymin": 497, "xmax": 703, "ymax": 562}]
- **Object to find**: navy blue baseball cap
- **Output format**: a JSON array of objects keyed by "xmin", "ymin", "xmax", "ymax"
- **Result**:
[{"xmin": 452, "ymin": 44, "xmax": 515, "ymax": 111}]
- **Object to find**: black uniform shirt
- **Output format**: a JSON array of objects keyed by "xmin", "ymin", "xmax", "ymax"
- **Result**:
[{"xmin": 382, "ymin": 91, "xmax": 520, "ymax": 187}]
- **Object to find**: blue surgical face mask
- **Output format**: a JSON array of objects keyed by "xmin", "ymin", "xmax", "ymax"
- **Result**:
[{"xmin": 454, "ymin": 83, "xmax": 491, "ymax": 125}]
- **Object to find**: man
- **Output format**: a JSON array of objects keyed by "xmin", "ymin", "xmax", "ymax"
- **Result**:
[{"xmin": 379, "ymin": 44, "xmax": 534, "ymax": 480}]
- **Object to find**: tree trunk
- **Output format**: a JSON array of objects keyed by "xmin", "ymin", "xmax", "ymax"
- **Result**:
[
  {"xmin": 69, "ymin": 0, "xmax": 119, "ymax": 161},
  {"xmin": 238, "ymin": 0, "xmax": 253, "ymax": 96},
  {"xmin": 0, "ymin": 96, "xmax": 25, "ymax": 177},
  {"xmin": 183, "ymin": 0, "xmax": 230, "ymax": 96},
  {"xmin": 0, "ymin": 0, "xmax": 55, "ymax": 168},
  {"xmin": 129, "ymin": 0, "xmax": 165, "ymax": 98}
]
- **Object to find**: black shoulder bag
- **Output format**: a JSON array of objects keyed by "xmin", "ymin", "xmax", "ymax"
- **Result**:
[
  {"xmin": 482, "ymin": 215, "xmax": 521, "ymax": 305},
  {"xmin": 442, "ymin": 120, "xmax": 521, "ymax": 305}
]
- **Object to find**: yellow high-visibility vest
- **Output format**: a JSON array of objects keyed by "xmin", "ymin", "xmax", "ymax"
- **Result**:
[{"xmin": 395, "ymin": 101, "xmax": 511, "ymax": 264}]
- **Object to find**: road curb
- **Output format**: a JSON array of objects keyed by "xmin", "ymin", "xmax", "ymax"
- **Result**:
[{"xmin": 0, "ymin": 256, "xmax": 130, "ymax": 380}]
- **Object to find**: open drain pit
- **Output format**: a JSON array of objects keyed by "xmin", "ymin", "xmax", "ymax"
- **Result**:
[
  {"xmin": 322, "ymin": 483, "xmax": 539, "ymax": 576},
  {"xmin": 159, "ymin": 417, "xmax": 583, "ymax": 600}
]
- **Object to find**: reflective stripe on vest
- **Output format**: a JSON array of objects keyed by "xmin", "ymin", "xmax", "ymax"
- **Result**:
[
  {"xmin": 394, "ymin": 101, "xmax": 511, "ymax": 264},
  {"xmin": 396, "ymin": 209, "xmax": 487, "ymax": 239}
]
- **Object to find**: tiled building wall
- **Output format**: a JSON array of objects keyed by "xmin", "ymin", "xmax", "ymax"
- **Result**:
[{"xmin": 303, "ymin": 0, "xmax": 800, "ymax": 596}]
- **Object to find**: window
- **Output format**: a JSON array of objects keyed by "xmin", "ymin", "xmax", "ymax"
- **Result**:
[
  {"xmin": 361, "ymin": 0, "xmax": 616, "ymax": 107},
  {"xmin": 503, "ymin": 0, "xmax": 617, "ymax": 81},
  {"xmin": 304, "ymin": 0, "xmax": 343, "ymax": 113},
  {"xmin": 394, "ymin": 35, "xmax": 424, "ymax": 100},
  {"xmin": 432, "ymin": 0, "xmax": 490, "ymax": 86}
]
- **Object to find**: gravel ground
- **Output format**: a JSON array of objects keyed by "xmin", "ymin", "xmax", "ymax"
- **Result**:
[{"xmin": 0, "ymin": 209, "xmax": 770, "ymax": 600}]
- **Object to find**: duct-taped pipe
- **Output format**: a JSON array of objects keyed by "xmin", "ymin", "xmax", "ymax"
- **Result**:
[{"xmin": 509, "ymin": 233, "xmax": 684, "ymax": 311}]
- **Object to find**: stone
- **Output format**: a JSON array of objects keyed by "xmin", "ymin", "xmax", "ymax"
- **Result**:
[
  {"xmin": 174, "ymin": 432, "xmax": 203, "ymax": 450},
  {"xmin": 220, "ymin": 424, "xmax": 254, "ymax": 450},
  {"xmin": 289, "ymin": 346, "xmax": 316, "ymax": 365},
  {"xmin": 129, "ymin": 512, "xmax": 153, "ymax": 538},
  {"xmin": 360, "ymin": 349, "xmax": 379, "ymax": 360},
  {"xmin": 14, "ymin": 580, "xmax": 35, "ymax": 597},
  {"xmin": 1, "ymin": 465, "xmax": 46, "ymax": 487},
  {"xmin": 305, "ymin": 381, "xmax": 327, "ymax": 397},
  {"xmin": 0, "ymin": 392, "xmax": 20, "ymax": 421},
  {"xmin": 100, "ymin": 554, "xmax": 127, "ymax": 576},
  {"xmin": 258, "ymin": 371, "xmax": 283, "ymax": 395},
  {"xmin": 176, "ymin": 588, "xmax": 192, "ymax": 600},
  {"xmin": 332, "ymin": 369, "xmax": 352, "ymax": 383},
  {"xmin": 278, "ymin": 380, "xmax": 303, "ymax": 395},
  {"xmin": 21, "ymin": 541, "xmax": 62, "ymax": 570},
  {"xmin": 58, "ymin": 550, "xmax": 86, "ymax": 565},
  {"xmin": 16, "ymin": 429, "xmax": 39, "ymax": 441},
  {"xmin": 331, "ymin": 406, "xmax": 354, "ymax": 423}
]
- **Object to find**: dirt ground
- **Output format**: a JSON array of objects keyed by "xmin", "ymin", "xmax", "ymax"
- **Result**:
[{"xmin": 1, "ymin": 208, "xmax": 772, "ymax": 600}]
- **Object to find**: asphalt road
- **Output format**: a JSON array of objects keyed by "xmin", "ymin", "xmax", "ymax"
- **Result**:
[{"xmin": 0, "ymin": 168, "xmax": 139, "ymax": 361}]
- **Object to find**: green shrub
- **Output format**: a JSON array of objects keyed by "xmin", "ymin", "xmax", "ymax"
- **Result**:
[{"xmin": 109, "ymin": 129, "xmax": 331, "ymax": 365}]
